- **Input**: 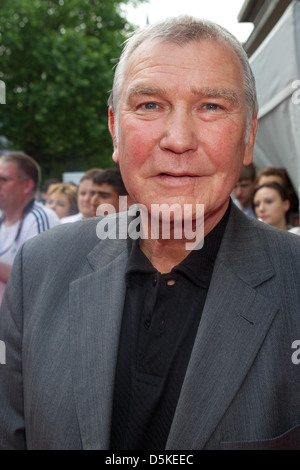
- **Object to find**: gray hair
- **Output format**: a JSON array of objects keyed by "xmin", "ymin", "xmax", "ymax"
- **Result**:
[{"xmin": 108, "ymin": 15, "xmax": 258, "ymax": 141}]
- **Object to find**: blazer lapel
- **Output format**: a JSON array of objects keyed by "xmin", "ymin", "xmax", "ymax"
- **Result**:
[
  {"xmin": 167, "ymin": 205, "xmax": 279, "ymax": 450},
  {"xmin": 69, "ymin": 240, "xmax": 128, "ymax": 450}
]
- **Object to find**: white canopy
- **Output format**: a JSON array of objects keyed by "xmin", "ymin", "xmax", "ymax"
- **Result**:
[{"xmin": 250, "ymin": 0, "xmax": 300, "ymax": 200}]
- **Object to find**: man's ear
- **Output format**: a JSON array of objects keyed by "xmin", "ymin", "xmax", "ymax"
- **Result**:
[
  {"xmin": 243, "ymin": 116, "xmax": 258, "ymax": 166},
  {"xmin": 23, "ymin": 178, "xmax": 35, "ymax": 195},
  {"xmin": 108, "ymin": 107, "xmax": 119, "ymax": 164}
]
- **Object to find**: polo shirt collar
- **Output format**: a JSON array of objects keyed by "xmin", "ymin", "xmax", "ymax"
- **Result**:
[{"xmin": 126, "ymin": 201, "xmax": 231, "ymax": 288}]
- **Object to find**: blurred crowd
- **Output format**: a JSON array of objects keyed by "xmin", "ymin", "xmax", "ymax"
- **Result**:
[
  {"xmin": 0, "ymin": 151, "xmax": 130, "ymax": 305},
  {"xmin": 42, "ymin": 167, "xmax": 130, "ymax": 220},
  {"xmin": 232, "ymin": 162, "xmax": 300, "ymax": 235}
]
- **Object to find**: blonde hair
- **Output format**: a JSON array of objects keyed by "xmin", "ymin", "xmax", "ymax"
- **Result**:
[{"xmin": 47, "ymin": 183, "xmax": 78, "ymax": 215}]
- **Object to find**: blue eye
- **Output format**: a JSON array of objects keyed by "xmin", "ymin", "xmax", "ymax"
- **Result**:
[
  {"xmin": 144, "ymin": 103, "xmax": 157, "ymax": 110},
  {"xmin": 204, "ymin": 104, "xmax": 219, "ymax": 110}
]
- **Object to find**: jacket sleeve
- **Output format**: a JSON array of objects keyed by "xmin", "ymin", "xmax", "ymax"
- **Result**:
[{"xmin": 0, "ymin": 245, "xmax": 27, "ymax": 449}]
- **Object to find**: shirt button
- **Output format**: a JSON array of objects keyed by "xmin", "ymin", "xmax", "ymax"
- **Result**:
[{"xmin": 152, "ymin": 277, "xmax": 157, "ymax": 286}]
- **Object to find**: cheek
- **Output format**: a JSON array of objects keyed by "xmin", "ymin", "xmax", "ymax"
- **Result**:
[
  {"xmin": 204, "ymin": 123, "xmax": 245, "ymax": 168},
  {"xmin": 119, "ymin": 115, "xmax": 158, "ymax": 160},
  {"xmin": 268, "ymin": 202, "xmax": 283, "ymax": 218},
  {"xmin": 79, "ymin": 195, "xmax": 88, "ymax": 206},
  {"xmin": 60, "ymin": 201, "xmax": 69, "ymax": 213},
  {"xmin": 122, "ymin": 129, "xmax": 152, "ymax": 162},
  {"xmin": 277, "ymin": 203, "xmax": 286, "ymax": 215},
  {"xmin": 118, "ymin": 129, "xmax": 155, "ymax": 187}
]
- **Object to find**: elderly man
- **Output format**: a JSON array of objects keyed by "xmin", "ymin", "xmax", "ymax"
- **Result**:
[
  {"xmin": 0, "ymin": 152, "xmax": 60, "ymax": 304},
  {"xmin": 0, "ymin": 16, "xmax": 300, "ymax": 450}
]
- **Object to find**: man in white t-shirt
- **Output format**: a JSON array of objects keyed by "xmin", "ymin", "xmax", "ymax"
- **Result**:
[{"xmin": 0, "ymin": 152, "xmax": 60, "ymax": 303}]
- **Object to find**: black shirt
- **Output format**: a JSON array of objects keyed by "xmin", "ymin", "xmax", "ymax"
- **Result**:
[{"xmin": 110, "ymin": 204, "xmax": 230, "ymax": 450}]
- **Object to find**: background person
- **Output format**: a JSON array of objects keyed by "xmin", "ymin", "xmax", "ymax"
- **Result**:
[
  {"xmin": 45, "ymin": 182, "xmax": 78, "ymax": 219},
  {"xmin": 256, "ymin": 167, "xmax": 299, "ymax": 227},
  {"xmin": 40, "ymin": 178, "xmax": 60, "ymax": 204},
  {"xmin": 60, "ymin": 168, "xmax": 103, "ymax": 223},
  {"xmin": 0, "ymin": 152, "xmax": 60, "ymax": 304},
  {"xmin": 253, "ymin": 182, "xmax": 291, "ymax": 230},
  {"xmin": 232, "ymin": 162, "xmax": 257, "ymax": 218},
  {"xmin": 91, "ymin": 167, "xmax": 131, "ymax": 215},
  {"xmin": 1, "ymin": 16, "xmax": 300, "ymax": 451}
]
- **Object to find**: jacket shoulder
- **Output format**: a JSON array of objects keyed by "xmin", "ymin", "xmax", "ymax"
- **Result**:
[{"xmin": 21, "ymin": 218, "xmax": 101, "ymax": 267}]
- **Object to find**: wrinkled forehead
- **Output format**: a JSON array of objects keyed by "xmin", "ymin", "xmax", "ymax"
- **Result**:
[
  {"xmin": 121, "ymin": 38, "xmax": 245, "ymax": 106},
  {"xmin": 125, "ymin": 36, "xmax": 240, "ymax": 72},
  {"xmin": 122, "ymin": 37, "xmax": 244, "ymax": 90}
]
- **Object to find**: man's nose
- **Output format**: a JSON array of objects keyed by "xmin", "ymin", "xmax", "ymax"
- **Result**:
[
  {"xmin": 236, "ymin": 187, "xmax": 245, "ymax": 198},
  {"xmin": 159, "ymin": 108, "xmax": 198, "ymax": 154},
  {"xmin": 92, "ymin": 197, "xmax": 101, "ymax": 210}
]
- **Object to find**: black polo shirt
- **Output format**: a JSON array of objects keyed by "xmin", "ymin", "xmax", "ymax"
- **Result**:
[{"xmin": 110, "ymin": 204, "xmax": 231, "ymax": 450}]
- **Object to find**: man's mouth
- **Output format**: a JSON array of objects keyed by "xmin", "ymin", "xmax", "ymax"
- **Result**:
[
  {"xmin": 159, "ymin": 172, "xmax": 197, "ymax": 177},
  {"xmin": 158, "ymin": 172, "xmax": 197, "ymax": 183},
  {"xmin": 159, "ymin": 173, "xmax": 196, "ymax": 179}
]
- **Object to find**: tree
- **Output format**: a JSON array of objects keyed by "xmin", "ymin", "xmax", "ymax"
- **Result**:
[{"xmin": 0, "ymin": 0, "xmax": 147, "ymax": 179}]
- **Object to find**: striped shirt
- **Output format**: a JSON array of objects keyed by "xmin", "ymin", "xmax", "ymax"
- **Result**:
[{"xmin": 0, "ymin": 201, "xmax": 60, "ymax": 303}]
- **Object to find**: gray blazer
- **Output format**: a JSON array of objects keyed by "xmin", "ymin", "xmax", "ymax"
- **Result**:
[{"xmin": 0, "ymin": 203, "xmax": 300, "ymax": 450}]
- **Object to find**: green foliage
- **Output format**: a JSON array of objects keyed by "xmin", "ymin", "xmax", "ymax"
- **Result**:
[{"xmin": 0, "ymin": 0, "xmax": 146, "ymax": 180}]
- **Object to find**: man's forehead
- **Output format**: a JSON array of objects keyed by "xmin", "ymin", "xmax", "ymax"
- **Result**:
[
  {"xmin": 126, "ymin": 37, "xmax": 239, "ymax": 69},
  {"xmin": 123, "ymin": 39, "xmax": 244, "ymax": 101},
  {"xmin": 0, "ymin": 160, "xmax": 18, "ymax": 175},
  {"xmin": 92, "ymin": 183, "xmax": 113, "ymax": 194}
]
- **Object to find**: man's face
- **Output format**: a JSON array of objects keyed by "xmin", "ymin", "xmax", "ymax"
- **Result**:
[
  {"xmin": 0, "ymin": 161, "xmax": 28, "ymax": 212},
  {"xmin": 91, "ymin": 182, "xmax": 121, "ymax": 216},
  {"xmin": 233, "ymin": 178, "xmax": 256, "ymax": 209},
  {"xmin": 109, "ymin": 39, "xmax": 257, "ymax": 230}
]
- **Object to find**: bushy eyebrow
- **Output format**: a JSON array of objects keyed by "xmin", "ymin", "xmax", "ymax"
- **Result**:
[
  {"xmin": 191, "ymin": 87, "xmax": 241, "ymax": 107},
  {"xmin": 91, "ymin": 189, "xmax": 111, "ymax": 196},
  {"xmin": 127, "ymin": 85, "xmax": 166, "ymax": 100},
  {"xmin": 126, "ymin": 85, "xmax": 241, "ymax": 107}
]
